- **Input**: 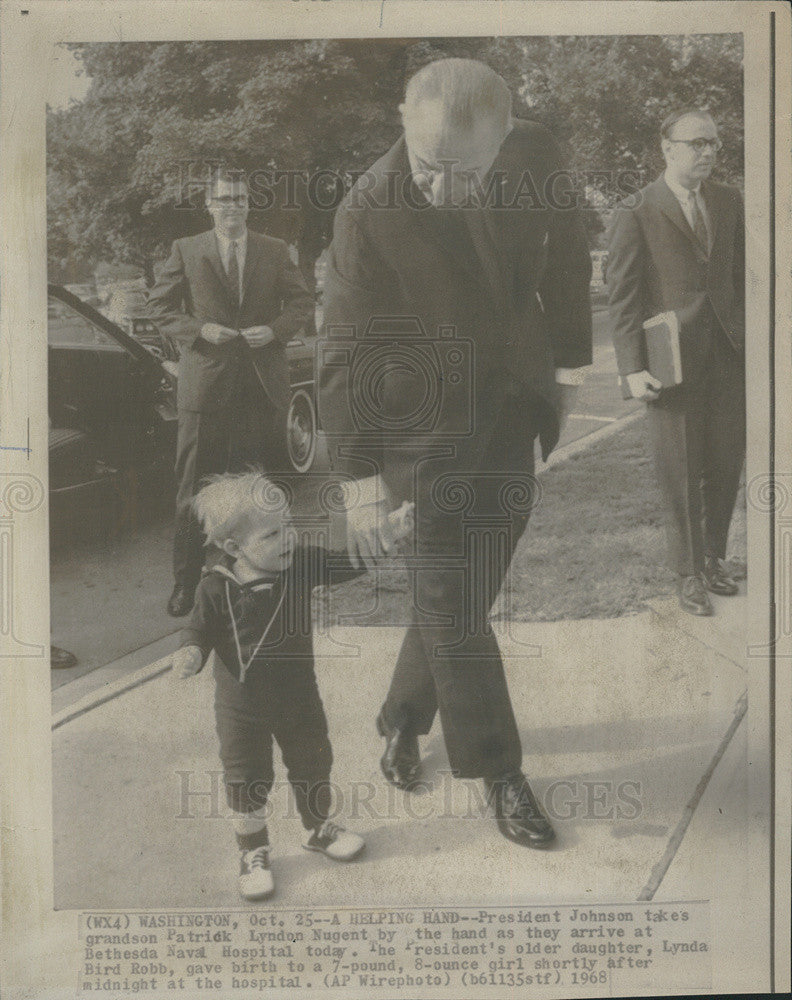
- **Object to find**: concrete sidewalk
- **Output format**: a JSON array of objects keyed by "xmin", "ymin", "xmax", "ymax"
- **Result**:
[{"xmin": 52, "ymin": 593, "xmax": 748, "ymax": 911}]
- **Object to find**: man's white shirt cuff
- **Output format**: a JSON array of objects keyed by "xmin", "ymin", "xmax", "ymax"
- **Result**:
[
  {"xmin": 555, "ymin": 367, "xmax": 589, "ymax": 386},
  {"xmin": 341, "ymin": 476, "xmax": 390, "ymax": 510}
]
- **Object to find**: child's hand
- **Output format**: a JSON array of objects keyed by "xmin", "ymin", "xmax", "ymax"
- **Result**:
[{"xmin": 172, "ymin": 645, "xmax": 203, "ymax": 680}]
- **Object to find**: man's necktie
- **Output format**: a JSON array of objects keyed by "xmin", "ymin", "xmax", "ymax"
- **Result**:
[
  {"xmin": 227, "ymin": 240, "xmax": 240, "ymax": 304},
  {"xmin": 688, "ymin": 192, "xmax": 710, "ymax": 254}
]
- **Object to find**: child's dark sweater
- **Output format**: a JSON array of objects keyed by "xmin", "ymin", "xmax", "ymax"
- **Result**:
[{"xmin": 181, "ymin": 545, "xmax": 362, "ymax": 683}]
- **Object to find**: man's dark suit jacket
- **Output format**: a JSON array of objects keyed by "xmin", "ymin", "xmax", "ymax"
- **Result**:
[
  {"xmin": 607, "ymin": 175, "xmax": 745, "ymax": 383},
  {"xmin": 319, "ymin": 118, "xmax": 593, "ymax": 498},
  {"xmin": 147, "ymin": 229, "xmax": 313, "ymax": 413}
]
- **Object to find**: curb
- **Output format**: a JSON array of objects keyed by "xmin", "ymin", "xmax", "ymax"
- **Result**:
[
  {"xmin": 51, "ymin": 407, "xmax": 645, "ymax": 731},
  {"xmin": 545, "ymin": 406, "xmax": 643, "ymax": 468},
  {"xmin": 638, "ymin": 689, "xmax": 748, "ymax": 900},
  {"xmin": 52, "ymin": 654, "xmax": 174, "ymax": 730}
]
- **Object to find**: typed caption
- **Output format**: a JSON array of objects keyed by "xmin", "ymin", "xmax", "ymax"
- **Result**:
[{"xmin": 78, "ymin": 901, "xmax": 711, "ymax": 997}]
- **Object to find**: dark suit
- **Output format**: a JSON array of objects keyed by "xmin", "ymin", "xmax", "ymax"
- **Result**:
[
  {"xmin": 319, "ymin": 119, "xmax": 592, "ymax": 779},
  {"xmin": 607, "ymin": 175, "xmax": 745, "ymax": 575},
  {"xmin": 147, "ymin": 229, "xmax": 313, "ymax": 588}
]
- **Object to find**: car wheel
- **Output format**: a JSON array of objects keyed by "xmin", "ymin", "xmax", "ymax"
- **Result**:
[{"xmin": 286, "ymin": 387, "xmax": 317, "ymax": 473}]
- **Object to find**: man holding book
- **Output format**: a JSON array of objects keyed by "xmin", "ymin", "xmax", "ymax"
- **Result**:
[{"xmin": 607, "ymin": 109, "xmax": 745, "ymax": 616}]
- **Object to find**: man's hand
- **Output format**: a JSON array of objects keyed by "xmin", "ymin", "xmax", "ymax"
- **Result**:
[
  {"xmin": 346, "ymin": 502, "xmax": 396, "ymax": 570},
  {"xmin": 240, "ymin": 325, "xmax": 276, "ymax": 349},
  {"xmin": 200, "ymin": 322, "xmax": 239, "ymax": 345},
  {"xmin": 625, "ymin": 369, "xmax": 663, "ymax": 401},
  {"xmin": 172, "ymin": 645, "xmax": 203, "ymax": 680}
]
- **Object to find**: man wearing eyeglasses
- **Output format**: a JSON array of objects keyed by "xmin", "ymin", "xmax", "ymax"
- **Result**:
[
  {"xmin": 147, "ymin": 168, "xmax": 313, "ymax": 617},
  {"xmin": 607, "ymin": 109, "xmax": 745, "ymax": 616}
]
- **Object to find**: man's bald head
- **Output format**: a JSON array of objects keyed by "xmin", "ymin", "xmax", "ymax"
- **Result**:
[
  {"xmin": 399, "ymin": 59, "xmax": 513, "ymax": 208},
  {"xmin": 400, "ymin": 58, "xmax": 512, "ymax": 136}
]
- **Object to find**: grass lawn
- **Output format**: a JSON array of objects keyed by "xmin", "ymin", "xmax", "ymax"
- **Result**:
[{"xmin": 328, "ymin": 418, "xmax": 747, "ymax": 623}]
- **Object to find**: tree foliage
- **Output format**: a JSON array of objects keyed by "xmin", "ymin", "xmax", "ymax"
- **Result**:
[
  {"xmin": 518, "ymin": 35, "xmax": 743, "ymax": 187},
  {"xmin": 47, "ymin": 34, "xmax": 743, "ymax": 283}
]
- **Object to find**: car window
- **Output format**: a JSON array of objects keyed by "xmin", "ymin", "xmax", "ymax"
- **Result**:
[{"xmin": 48, "ymin": 296, "xmax": 122, "ymax": 350}]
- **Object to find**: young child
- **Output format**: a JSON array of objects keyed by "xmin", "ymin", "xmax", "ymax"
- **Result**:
[{"xmin": 172, "ymin": 471, "xmax": 411, "ymax": 901}]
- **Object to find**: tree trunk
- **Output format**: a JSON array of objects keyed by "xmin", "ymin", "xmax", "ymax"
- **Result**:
[{"xmin": 142, "ymin": 257, "xmax": 156, "ymax": 288}]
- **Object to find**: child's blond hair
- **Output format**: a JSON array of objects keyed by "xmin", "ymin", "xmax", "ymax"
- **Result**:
[{"xmin": 192, "ymin": 470, "xmax": 291, "ymax": 546}]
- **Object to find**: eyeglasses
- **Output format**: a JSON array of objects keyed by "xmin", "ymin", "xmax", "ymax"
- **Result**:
[
  {"xmin": 667, "ymin": 137, "xmax": 723, "ymax": 153},
  {"xmin": 211, "ymin": 194, "xmax": 248, "ymax": 207}
]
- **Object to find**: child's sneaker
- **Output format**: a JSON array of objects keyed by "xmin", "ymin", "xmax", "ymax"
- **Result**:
[
  {"xmin": 238, "ymin": 845, "xmax": 274, "ymax": 900},
  {"xmin": 302, "ymin": 820, "xmax": 364, "ymax": 861}
]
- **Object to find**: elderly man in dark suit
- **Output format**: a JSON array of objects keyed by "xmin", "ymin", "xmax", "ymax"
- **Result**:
[
  {"xmin": 147, "ymin": 169, "xmax": 313, "ymax": 617},
  {"xmin": 319, "ymin": 59, "xmax": 592, "ymax": 848},
  {"xmin": 607, "ymin": 109, "xmax": 745, "ymax": 616}
]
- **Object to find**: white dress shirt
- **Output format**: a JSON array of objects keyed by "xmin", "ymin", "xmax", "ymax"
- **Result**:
[{"xmin": 664, "ymin": 171, "xmax": 711, "ymax": 247}]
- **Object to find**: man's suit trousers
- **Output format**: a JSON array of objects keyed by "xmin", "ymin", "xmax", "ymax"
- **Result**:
[
  {"xmin": 645, "ymin": 326, "xmax": 745, "ymax": 577},
  {"xmin": 382, "ymin": 375, "xmax": 540, "ymax": 780}
]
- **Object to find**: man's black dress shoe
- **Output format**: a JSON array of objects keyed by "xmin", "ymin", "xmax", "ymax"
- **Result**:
[
  {"xmin": 50, "ymin": 646, "xmax": 77, "ymax": 670},
  {"xmin": 678, "ymin": 573, "xmax": 714, "ymax": 616},
  {"xmin": 485, "ymin": 772, "xmax": 556, "ymax": 848},
  {"xmin": 167, "ymin": 583, "xmax": 195, "ymax": 618},
  {"xmin": 703, "ymin": 556, "xmax": 739, "ymax": 596},
  {"xmin": 375, "ymin": 710, "xmax": 421, "ymax": 789}
]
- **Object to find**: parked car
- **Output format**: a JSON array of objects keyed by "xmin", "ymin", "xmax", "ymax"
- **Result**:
[
  {"xmin": 48, "ymin": 285, "xmax": 321, "ymax": 510},
  {"xmin": 48, "ymin": 284, "xmax": 178, "ymax": 504},
  {"xmin": 63, "ymin": 282, "xmax": 101, "ymax": 309}
]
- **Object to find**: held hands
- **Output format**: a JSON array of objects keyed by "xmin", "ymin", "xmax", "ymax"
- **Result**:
[
  {"xmin": 346, "ymin": 501, "xmax": 415, "ymax": 570},
  {"xmin": 240, "ymin": 325, "xmax": 276, "ymax": 349},
  {"xmin": 200, "ymin": 322, "xmax": 239, "ymax": 345},
  {"xmin": 171, "ymin": 645, "xmax": 203, "ymax": 680},
  {"xmin": 346, "ymin": 502, "xmax": 394, "ymax": 570},
  {"xmin": 625, "ymin": 370, "xmax": 663, "ymax": 401}
]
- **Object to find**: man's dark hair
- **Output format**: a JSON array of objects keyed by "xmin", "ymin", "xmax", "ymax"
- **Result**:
[
  {"xmin": 660, "ymin": 108, "xmax": 714, "ymax": 139},
  {"xmin": 209, "ymin": 167, "xmax": 248, "ymax": 199}
]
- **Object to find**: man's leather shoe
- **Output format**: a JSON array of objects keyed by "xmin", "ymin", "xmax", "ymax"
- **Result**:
[
  {"xmin": 50, "ymin": 645, "xmax": 77, "ymax": 670},
  {"xmin": 703, "ymin": 556, "xmax": 739, "ymax": 596},
  {"xmin": 485, "ymin": 772, "xmax": 556, "ymax": 848},
  {"xmin": 678, "ymin": 573, "xmax": 714, "ymax": 616},
  {"xmin": 375, "ymin": 710, "xmax": 421, "ymax": 789},
  {"xmin": 167, "ymin": 584, "xmax": 195, "ymax": 618}
]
